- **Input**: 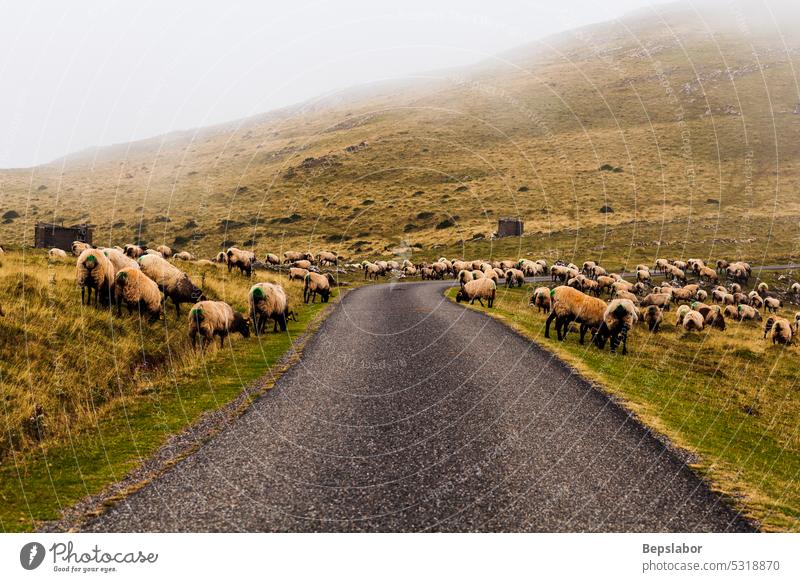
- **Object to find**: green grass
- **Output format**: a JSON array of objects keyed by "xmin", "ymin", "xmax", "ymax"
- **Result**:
[
  {"xmin": 447, "ymin": 283, "xmax": 800, "ymax": 532},
  {"xmin": 0, "ymin": 249, "xmax": 336, "ymax": 531}
]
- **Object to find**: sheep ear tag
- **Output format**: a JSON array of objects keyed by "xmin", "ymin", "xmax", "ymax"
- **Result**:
[
  {"xmin": 550, "ymin": 289, "xmax": 555, "ymax": 297},
  {"xmin": 252, "ymin": 287, "xmax": 264, "ymax": 299}
]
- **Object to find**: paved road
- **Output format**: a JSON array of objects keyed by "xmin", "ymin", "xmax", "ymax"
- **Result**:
[{"xmin": 85, "ymin": 281, "xmax": 754, "ymax": 532}]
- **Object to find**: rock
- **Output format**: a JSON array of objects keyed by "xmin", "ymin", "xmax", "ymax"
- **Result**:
[{"xmin": 599, "ymin": 206, "xmax": 614, "ymax": 213}]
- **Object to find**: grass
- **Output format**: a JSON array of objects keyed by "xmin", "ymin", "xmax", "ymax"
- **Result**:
[
  {"xmin": 446, "ymin": 276, "xmax": 800, "ymax": 532},
  {"xmin": 0, "ymin": 249, "xmax": 339, "ymax": 531}
]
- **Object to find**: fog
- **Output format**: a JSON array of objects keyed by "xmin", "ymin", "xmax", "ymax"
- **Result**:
[{"xmin": 0, "ymin": 0, "xmax": 791, "ymax": 168}]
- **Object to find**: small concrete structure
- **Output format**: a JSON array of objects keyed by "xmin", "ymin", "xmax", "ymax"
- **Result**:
[{"xmin": 497, "ymin": 217, "xmax": 523, "ymax": 238}]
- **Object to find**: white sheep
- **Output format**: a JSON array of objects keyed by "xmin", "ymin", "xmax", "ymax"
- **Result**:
[
  {"xmin": 455, "ymin": 277, "xmax": 496, "ymax": 308},
  {"xmin": 188, "ymin": 300, "xmax": 250, "ymax": 349}
]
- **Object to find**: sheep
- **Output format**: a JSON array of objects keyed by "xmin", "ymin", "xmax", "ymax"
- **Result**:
[
  {"xmin": 550, "ymin": 265, "xmax": 571, "ymax": 282},
  {"xmin": 721, "ymin": 293, "xmax": 735, "ymax": 305},
  {"xmin": 48, "ymin": 248, "xmax": 68, "ymax": 260},
  {"xmin": 640, "ymin": 293, "xmax": 672, "ymax": 311},
  {"xmin": 591, "ymin": 265, "xmax": 608, "ymax": 279},
  {"xmin": 502, "ymin": 268, "xmax": 524, "ymax": 288},
  {"xmin": 155, "ymin": 245, "xmax": 173, "ymax": 258},
  {"xmin": 675, "ymin": 304, "xmax": 691, "ymax": 326},
  {"xmin": 288, "ymin": 267, "xmax": 309, "ymax": 281},
  {"xmin": 643, "ymin": 305, "xmax": 663, "ymax": 332},
  {"xmin": 667, "ymin": 266, "xmax": 687, "ymax": 283},
  {"xmin": 729, "ymin": 283, "xmax": 742, "ymax": 294},
  {"xmin": 593, "ymin": 299, "xmax": 638, "ymax": 354},
  {"xmin": 76, "ymin": 248, "xmax": 115, "ymax": 306},
  {"xmin": 265, "ymin": 253, "xmax": 281, "ymax": 266},
  {"xmin": 700, "ymin": 304, "xmax": 726, "ymax": 330},
  {"xmin": 654, "ymin": 258, "xmax": 670, "ymax": 274},
  {"xmin": 102, "ymin": 248, "xmax": 140, "ymax": 272},
  {"xmin": 764, "ymin": 296, "xmax": 782, "ymax": 312},
  {"xmin": 188, "ymin": 300, "xmax": 250, "ymax": 349},
  {"xmin": 499, "ymin": 260, "xmax": 517, "ymax": 271},
  {"xmin": 749, "ymin": 294, "xmax": 765, "ymax": 309},
  {"xmin": 613, "ymin": 289, "xmax": 639, "ymax": 305},
  {"xmin": 793, "ymin": 313, "xmax": 800, "ymax": 336},
  {"xmin": 611, "ymin": 280, "xmax": 634, "ymax": 295},
  {"xmin": 764, "ymin": 317, "xmax": 792, "ymax": 345},
  {"xmin": 72, "ymin": 241, "xmax": 92, "ymax": 256},
  {"xmin": 544, "ymin": 286, "xmax": 607, "ymax": 344},
  {"xmin": 452, "ymin": 260, "xmax": 471, "ymax": 273},
  {"xmin": 249, "ymin": 282, "xmax": 294, "ymax": 333},
  {"xmin": 671, "ymin": 284, "xmax": 700, "ymax": 304},
  {"xmin": 403, "ymin": 265, "xmax": 418, "ymax": 277},
  {"xmin": 595, "ymin": 276, "xmax": 616, "ymax": 295},
  {"xmin": 582, "ymin": 279, "xmax": 601, "ymax": 297},
  {"xmin": 145, "ymin": 249, "xmax": 163, "ymax": 257},
  {"xmin": 284, "ymin": 250, "xmax": 312, "ymax": 264},
  {"xmin": 363, "ymin": 262, "xmax": 384, "ymax": 280},
  {"xmin": 716, "ymin": 259, "xmax": 729, "ymax": 273},
  {"xmin": 214, "ymin": 251, "xmax": 227, "ymax": 264},
  {"xmin": 138, "ymin": 254, "xmax": 204, "ymax": 317},
  {"xmin": 698, "ymin": 266, "xmax": 718, "ymax": 283},
  {"xmin": 711, "ymin": 288, "xmax": 728, "ymax": 303},
  {"xmin": 174, "ymin": 251, "xmax": 195, "ymax": 261},
  {"xmin": 757, "ymin": 282, "xmax": 769, "ymax": 295},
  {"xmin": 530, "ymin": 286, "xmax": 551, "ymax": 313},
  {"xmin": 291, "ymin": 259, "xmax": 311, "ymax": 270},
  {"xmin": 682, "ymin": 310, "xmax": 705, "ymax": 332},
  {"xmin": 303, "ymin": 272, "xmax": 331, "ymax": 303},
  {"xmin": 582, "ymin": 261, "xmax": 596, "ymax": 274},
  {"xmin": 455, "ymin": 277, "xmax": 497, "ymax": 308},
  {"xmin": 695, "ymin": 289, "xmax": 708, "ymax": 302},
  {"xmin": 636, "ymin": 269, "xmax": 651, "ymax": 283},
  {"xmin": 226, "ymin": 247, "xmax": 255, "ymax": 277},
  {"xmin": 114, "ymin": 267, "xmax": 162, "ymax": 320},
  {"xmin": 318, "ymin": 251, "xmax": 338, "ymax": 266},
  {"xmin": 726, "ymin": 262, "xmax": 750, "ymax": 284},
  {"xmin": 123, "ymin": 244, "xmax": 144, "ymax": 259},
  {"xmin": 735, "ymin": 304, "xmax": 762, "ymax": 322}
]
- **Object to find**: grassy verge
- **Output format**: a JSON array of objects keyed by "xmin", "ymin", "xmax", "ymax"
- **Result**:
[
  {"xmin": 0, "ymin": 250, "xmax": 339, "ymax": 531},
  {"xmin": 446, "ymin": 284, "xmax": 800, "ymax": 532}
]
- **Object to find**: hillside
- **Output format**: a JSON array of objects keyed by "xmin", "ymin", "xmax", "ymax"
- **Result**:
[{"xmin": 2, "ymin": 0, "xmax": 800, "ymax": 265}]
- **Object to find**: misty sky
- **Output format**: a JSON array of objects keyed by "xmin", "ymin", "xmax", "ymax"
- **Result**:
[{"xmin": 0, "ymin": 0, "xmax": 671, "ymax": 169}]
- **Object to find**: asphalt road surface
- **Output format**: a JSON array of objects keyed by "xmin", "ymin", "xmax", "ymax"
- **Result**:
[{"xmin": 85, "ymin": 281, "xmax": 754, "ymax": 532}]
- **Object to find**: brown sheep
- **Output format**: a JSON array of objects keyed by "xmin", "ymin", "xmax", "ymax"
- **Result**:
[
  {"xmin": 643, "ymin": 305, "xmax": 663, "ymax": 332},
  {"xmin": 545, "ymin": 286, "xmax": 608, "ymax": 344},
  {"xmin": 530, "ymin": 287, "xmax": 551, "ymax": 313}
]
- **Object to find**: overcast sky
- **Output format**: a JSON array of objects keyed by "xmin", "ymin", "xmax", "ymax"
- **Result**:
[{"xmin": 0, "ymin": 0, "xmax": 672, "ymax": 168}]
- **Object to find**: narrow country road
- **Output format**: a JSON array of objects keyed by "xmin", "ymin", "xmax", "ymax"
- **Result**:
[{"xmin": 84, "ymin": 281, "xmax": 754, "ymax": 532}]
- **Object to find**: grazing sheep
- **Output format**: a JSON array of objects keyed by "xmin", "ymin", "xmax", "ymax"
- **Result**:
[
  {"xmin": 735, "ymin": 304, "xmax": 762, "ymax": 322},
  {"xmin": 155, "ymin": 245, "xmax": 172, "ymax": 258},
  {"xmin": 721, "ymin": 293, "xmax": 735, "ymax": 306},
  {"xmin": 249, "ymin": 282, "xmax": 294, "ymax": 333},
  {"xmin": 637, "ymin": 269, "xmax": 651, "ymax": 283},
  {"xmin": 594, "ymin": 299, "xmax": 638, "ymax": 354},
  {"xmin": 544, "ymin": 286, "xmax": 608, "ymax": 344},
  {"xmin": 455, "ymin": 277, "xmax": 497, "ymax": 308},
  {"xmin": 293, "ymin": 259, "xmax": 312, "ymax": 270},
  {"xmin": 749, "ymin": 293, "xmax": 764, "ymax": 309},
  {"xmin": 667, "ymin": 266, "xmax": 687, "ymax": 283},
  {"xmin": 729, "ymin": 283, "xmax": 742, "ymax": 294},
  {"xmin": 654, "ymin": 258, "xmax": 670, "ymax": 274},
  {"xmin": 635, "ymin": 264, "xmax": 650, "ymax": 273},
  {"xmin": 114, "ymin": 267, "xmax": 162, "ymax": 320},
  {"xmin": 613, "ymin": 289, "xmax": 639, "ymax": 305},
  {"xmin": 726, "ymin": 262, "xmax": 750, "ymax": 284},
  {"xmin": 764, "ymin": 317, "xmax": 792, "ymax": 345},
  {"xmin": 138, "ymin": 254, "xmax": 204, "ymax": 316},
  {"xmin": 793, "ymin": 313, "xmax": 800, "ymax": 336},
  {"xmin": 757, "ymin": 282, "xmax": 769, "ymax": 295},
  {"xmin": 764, "ymin": 296, "xmax": 782, "ymax": 312},
  {"xmin": 145, "ymin": 249, "xmax": 163, "ymax": 257},
  {"xmin": 595, "ymin": 276, "xmax": 615, "ymax": 295},
  {"xmin": 790, "ymin": 282, "xmax": 800, "ymax": 295},
  {"xmin": 716, "ymin": 259, "xmax": 729, "ymax": 273},
  {"xmin": 643, "ymin": 305, "xmax": 663, "ymax": 332},
  {"xmin": 214, "ymin": 251, "xmax": 227, "ymax": 264},
  {"xmin": 48, "ymin": 248, "xmax": 68, "ymax": 260},
  {"xmin": 174, "ymin": 251, "xmax": 195, "ymax": 261},
  {"xmin": 318, "ymin": 251, "xmax": 338, "ymax": 266},
  {"xmin": 265, "ymin": 253, "xmax": 281, "ymax": 266},
  {"xmin": 682, "ymin": 310, "xmax": 705, "ymax": 332},
  {"xmin": 188, "ymin": 300, "xmax": 250, "ymax": 349},
  {"xmin": 530, "ymin": 287, "xmax": 551, "ymax": 313},
  {"xmin": 103, "ymin": 248, "xmax": 140, "ymax": 272},
  {"xmin": 591, "ymin": 265, "xmax": 608, "ymax": 279},
  {"xmin": 76, "ymin": 248, "xmax": 115, "ymax": 306},
  {"xmin": 671, "ymin": 284, "xmax": 700, "ymax": 304},
  {"xmin": 582, "ymin": 279, "xmax": 601, "ymax": 297},
  {"xmin": 701, "ymin": 305, "xmax": 726, "ymax": 330},
  {"xmin": 695, "ymin": 289, "xmax": 708, "ymax": 302},
  {"xmin": 363, "ymin": 262, "xmax": 384, "ymax": 280},
  {"xmin": 284, "ymin": 250, "xmax": 312, "ymax": 264},
  {"xmin": 641, "ymin": 293, "xmax": 672, "ymax": 311},
  {"xmin": 675, "ymin": 304, "xmax": 691, "ymax": 326},
  {"xmin": 288, "ymin": 267, "xmax": 309, "ymax": 281},
  {"xmin": 698, "ymin": 266, "xmax": 719, "ymax": 283},
  {"xmin": 72, "ymin": 241, "xmax": 92, "ymax": 257},
  {"xmin": 226, "ymin": 247, "xmax": 255, "ymax": 276},
  {"xmin": 505, "ymin": 268, "xmax": 524, "ymax": 288},
  {"xmin": 123, "ymin": 244, "xmax": 145, "ymax": 259},
  {"xmin": 582, "ymin": 261, "xmax": 596, "ymax": 274},
  {"xmin": 303, "ymin": 272, "xmax": 331, "ymax": 303}
]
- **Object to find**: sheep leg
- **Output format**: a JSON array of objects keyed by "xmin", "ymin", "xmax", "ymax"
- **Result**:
[
  {"xmin": 190, "ymin": 329, "xmax": 197, "ymax": 349},
  {"xmin": 544, "ymin": 311, "xmax": 556, "ymax": 338},
  {"xmin": 579, "ymin": 324, "xmax": 588, "ymax": 345},
  {"xmin": 174, "ymin": 300, "xmax": 181, "ymax": 318},
  {"xmin": 277, "ymin": 313, "xmax": 287, "ymax": 332}
]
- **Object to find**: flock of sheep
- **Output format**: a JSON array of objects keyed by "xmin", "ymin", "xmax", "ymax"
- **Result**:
[
  {"xmin": 3, "ymin": 242, "xmax": 799, "ymax": 357},
  {"xmin": 62, "ymin": 241, "xmax": 337, "ymax": 349},
  {"xmin": 406, "ymin": 256, "xmax": 800, "ymax": 355}
]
